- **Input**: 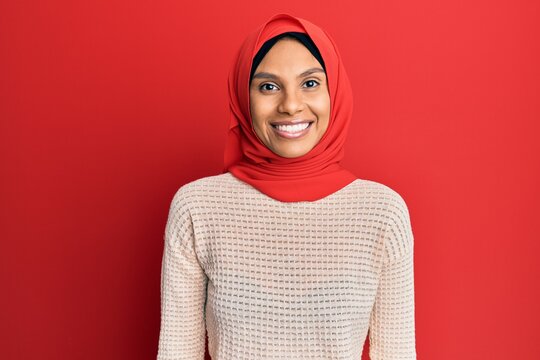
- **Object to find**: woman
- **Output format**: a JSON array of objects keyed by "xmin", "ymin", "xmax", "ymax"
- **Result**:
[{"xmin": 157, "ymin": 13, "xmax": 417, "ymax": 360}]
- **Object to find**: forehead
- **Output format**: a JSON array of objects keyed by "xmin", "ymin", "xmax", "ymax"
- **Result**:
[{"xmin": 256, "ymin": 39, "xmax": 321, "ymax": 70}]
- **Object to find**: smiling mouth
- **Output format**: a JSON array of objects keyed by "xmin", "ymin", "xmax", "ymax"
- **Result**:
[{"xmin": 271, "ymin": 121, "xmax": 314, "ymax": 139}]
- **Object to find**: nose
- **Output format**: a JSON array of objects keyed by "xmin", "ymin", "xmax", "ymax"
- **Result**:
[{"xmin": 277, "ymin": 88, "xmax": 305, "ymax": 115}]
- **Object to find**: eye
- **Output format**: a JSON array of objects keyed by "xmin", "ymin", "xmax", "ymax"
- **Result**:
[
  {"xmin": 303, "ymin": 79, "xmax": 320, "ymax": 88},
  {"xmin": 259, "ymin": 83, "xmax": 278, "ymax": 92}
]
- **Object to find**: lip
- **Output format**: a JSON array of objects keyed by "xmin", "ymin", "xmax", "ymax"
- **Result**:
[
  {"xmin": 270, "ymin": 119, "xmax": 314, "ymax": 126},
  {"xmin": 271, "ymin": 121, "xmax": 314, "ymax": 139}
]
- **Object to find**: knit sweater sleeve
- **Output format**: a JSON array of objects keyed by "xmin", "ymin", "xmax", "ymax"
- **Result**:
[
  {"xmin": 157, "ymin": 187, "xmax": 208, "ymax": 360},
  {"xmin": 369, "ymin": 193, "xmax": 417, "ymax": 360}
]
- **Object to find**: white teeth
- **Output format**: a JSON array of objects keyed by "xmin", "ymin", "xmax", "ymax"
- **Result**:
[{"xmin": 274, "ymin": 123, "xmax": 310, "ymax": 133}]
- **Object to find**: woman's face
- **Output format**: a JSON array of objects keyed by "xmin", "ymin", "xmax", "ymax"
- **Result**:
[{"xmin": 249, "ymin": 38, "xmax": 330, "ymax": 158}]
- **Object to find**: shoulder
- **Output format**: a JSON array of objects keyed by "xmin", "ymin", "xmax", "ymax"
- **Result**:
[
  {"xmin": 356, "ymin": 179, "xmax": 414, "ymax": 262},
  {"xmin": 364, "ymin": 180, "xmax": 414, "ymax": 261},
  {"xmin": 168, "ymin": 172, "xmax": 237, "ymax": 213},
  {"xmin": 165, "ymin": 174, "xmax": 232, "ymax": 240},
  {"xmin": 171, "ymin": 172, "xmax": 233, "ymax": 200},
  {"xmin": 353, "ymin": 178, "xmax": 411, "ymax": 215}
]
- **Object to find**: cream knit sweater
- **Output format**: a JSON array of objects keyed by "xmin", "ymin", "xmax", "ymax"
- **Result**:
[{"xmin": 157, "ymin": 172, "xmax": 417, "ymax": 360}]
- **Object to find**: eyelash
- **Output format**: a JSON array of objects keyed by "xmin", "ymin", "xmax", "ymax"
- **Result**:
[{"xmin": 259, "ymin": 79, "xmax": 320, "ymax": 92}]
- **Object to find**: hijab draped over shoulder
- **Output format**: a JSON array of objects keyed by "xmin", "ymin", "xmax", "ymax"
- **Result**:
[{"xmin": 223, "ymin": 13, "xmax": 358, "ymax": 202}]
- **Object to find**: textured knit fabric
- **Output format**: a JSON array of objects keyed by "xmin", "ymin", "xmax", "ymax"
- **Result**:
[{"xmin": 157, "ymin": 172, "xmax": 417, "ymax": 360}]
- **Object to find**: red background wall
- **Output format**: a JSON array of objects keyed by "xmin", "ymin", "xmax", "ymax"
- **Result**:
[{"xmin": 1, "ymin": 1, "xmax": 538, "ymax": 359}]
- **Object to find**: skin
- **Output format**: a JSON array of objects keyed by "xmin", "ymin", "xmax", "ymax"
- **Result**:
[{"xmin": 249, "ymin": 37, "xmax": 331, "ymax": 158}]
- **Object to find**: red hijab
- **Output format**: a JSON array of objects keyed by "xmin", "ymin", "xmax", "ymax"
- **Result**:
[{"xmin": 222, "ymin": 13, "xmax": 358, "ymax": 202}]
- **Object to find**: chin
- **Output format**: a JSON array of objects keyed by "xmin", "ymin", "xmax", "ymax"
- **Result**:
[{"xmin": 275, "ymin": 145, "xmax": 313, "ymax": 158}]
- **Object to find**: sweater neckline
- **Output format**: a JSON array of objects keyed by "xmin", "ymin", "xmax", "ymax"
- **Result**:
[{"xmin": 224, "ymin": 172, "xmax": 363, "ymax": 204}]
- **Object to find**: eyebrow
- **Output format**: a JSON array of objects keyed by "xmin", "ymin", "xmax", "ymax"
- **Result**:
[{"xmin": 252, "ymin": 67, "xmax": 325, "ymax": 80}]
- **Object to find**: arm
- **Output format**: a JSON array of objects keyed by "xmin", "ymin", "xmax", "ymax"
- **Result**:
[
  {"xmin": 369, "ymin": 195, "xmax": 417, "ymax": 359},
  {"xmin": 157, "ymin": 189, "xmax": 208, "ymax": 360}
]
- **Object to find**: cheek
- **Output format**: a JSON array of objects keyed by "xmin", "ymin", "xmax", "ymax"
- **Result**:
[
  {"xmin": 249, "ymin": 92, "xmax": 260, "ymax": 124},
  {"xmin": 313, "ymin": 93, "xmax": 331, "ymax": 123},
  {"xmin": 249, "ymin": 98, "xmax": 267, "ymax": 137},
  {"xmin": 250, "ymin": 94, "xmax": 275, "ymax": 125}
]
